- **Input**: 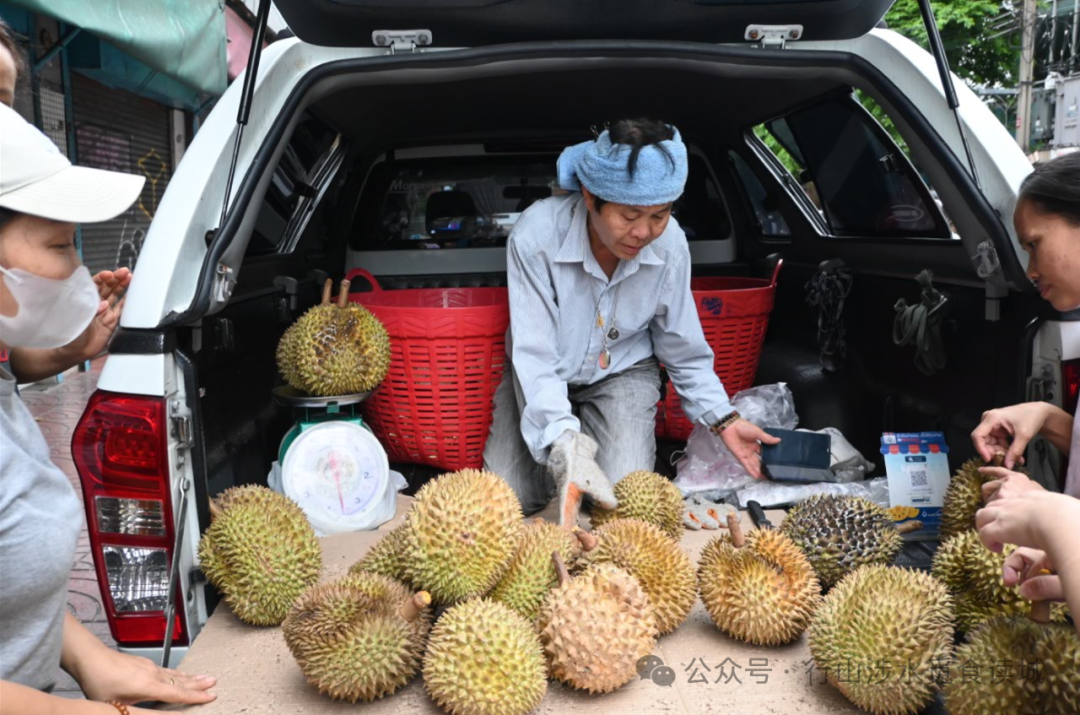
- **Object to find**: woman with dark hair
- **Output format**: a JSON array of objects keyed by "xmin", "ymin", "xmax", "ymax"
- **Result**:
[
  {"xmin": 970, "ymin": 152, "xmax": 1080, "ymax": 634},
  {"xmin": 483, "ymin": 118, "xmax": 778, "ymax": 528}
]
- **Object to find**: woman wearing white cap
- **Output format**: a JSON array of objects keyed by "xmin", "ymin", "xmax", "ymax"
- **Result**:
[
  {"xmin": 483, "ymin": 118, "xmax": 778, "ymax": 528},
  {"xmin": 0, "ymin": 105, "xmax": 216, "ymax": 714}
]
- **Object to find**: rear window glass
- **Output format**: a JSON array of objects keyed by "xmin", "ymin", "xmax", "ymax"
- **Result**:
[{"xmin": 353, "ymin": 152, "xmax": 731, "ymax": 251}]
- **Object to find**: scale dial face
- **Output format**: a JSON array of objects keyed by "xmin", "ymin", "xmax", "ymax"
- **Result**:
[{"xmin": 282, "ymin": 422, "xmax": 388, "ymax": 523}]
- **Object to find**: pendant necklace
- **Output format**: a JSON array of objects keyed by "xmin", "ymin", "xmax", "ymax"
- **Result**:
[{"xmin": 593, "ymin": 282, "xmax": 622, "ymax": 370}]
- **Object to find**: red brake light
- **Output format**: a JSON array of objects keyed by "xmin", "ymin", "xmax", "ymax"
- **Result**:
[
  {"xmin": 1063, "ymin": 358, "xmax": 1080, "ymax": 416},
  {"xmin": 73, "ymin": 391, "xmax": 187, "ymax": 648}
]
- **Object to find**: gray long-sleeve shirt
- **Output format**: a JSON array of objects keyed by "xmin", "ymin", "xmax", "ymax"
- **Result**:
[
  {"xmin": 0, "ymin": 366, "xmax": 82, "ymax": 691},
  {"xmin": 507, "ymin": 194, "xmax": 733, "ymax": 462}
]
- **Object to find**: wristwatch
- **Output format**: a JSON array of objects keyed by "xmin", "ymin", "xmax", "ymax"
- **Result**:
[{"xmin": 709, "ymin": 410, "xmax": 742, "ymax": 436}]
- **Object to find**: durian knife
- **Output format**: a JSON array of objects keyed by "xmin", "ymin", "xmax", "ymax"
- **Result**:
[{"xmin": 746, "ymin": 500, "xmax": 773, "ymax": 530}]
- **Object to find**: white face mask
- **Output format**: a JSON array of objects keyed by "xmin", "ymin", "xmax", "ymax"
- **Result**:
[{"xmin": 0, "ymin": 265, "xmax": 100, "ymax": 349}]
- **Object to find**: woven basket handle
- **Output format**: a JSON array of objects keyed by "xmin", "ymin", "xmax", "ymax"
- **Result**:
[
  {"xmin": 345, "ymin": 268, "xmax": 383, "ymax": 293},
  {"xmin": 766, "ymin": 255, "xmax": 784, "ymax": 288}
]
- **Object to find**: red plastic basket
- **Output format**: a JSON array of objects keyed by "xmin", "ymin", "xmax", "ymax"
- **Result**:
[
  {"xmin": 655, "ymin": 260, "xmax": 782, "ymax": 441},
  {"xmin": 345, "ymin": 268, "xmax": 509, "ymax": 472}
]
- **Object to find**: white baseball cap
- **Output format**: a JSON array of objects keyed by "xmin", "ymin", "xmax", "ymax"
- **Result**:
[{"xmin": 0, "ymin": 103, "xmax": 145, "ymax": 223}]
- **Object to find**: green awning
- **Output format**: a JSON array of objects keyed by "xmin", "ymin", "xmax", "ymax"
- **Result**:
[{"xmin": 10, "ymin": 0, "xmax": 227, "ymax": 96}]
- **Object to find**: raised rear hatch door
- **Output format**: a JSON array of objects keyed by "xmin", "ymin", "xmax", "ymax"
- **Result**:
[{"xmin": 274, "ymin": 0, "xmax": 896, "ymax": 48}]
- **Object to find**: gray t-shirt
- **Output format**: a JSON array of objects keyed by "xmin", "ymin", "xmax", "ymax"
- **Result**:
[{"xmin": 0, "ymin": 366, "xmax": 82, "ymax": 691}]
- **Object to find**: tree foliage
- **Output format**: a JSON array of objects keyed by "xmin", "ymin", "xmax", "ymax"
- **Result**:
[{"xmin": 883, "ymin": 0, "xmax": 1020, "ymax": 87}]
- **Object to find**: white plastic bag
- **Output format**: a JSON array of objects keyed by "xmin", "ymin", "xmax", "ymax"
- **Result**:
[
  {"xmin": 672, "ymin": 383, "xmax": 798, "ymax": 496},
  {"xmin": 734, "ymin": 476, "xmax": 890, "ymax": 510}
]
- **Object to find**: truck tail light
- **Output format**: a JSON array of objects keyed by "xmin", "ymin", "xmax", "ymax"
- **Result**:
[
  {"xmin": 1063, "ymin": 358, "xmax": 1080, "ymax": 417},
  {"xmin": 72, "ymin": 391, "xmax": 187, "ymax": 647}
]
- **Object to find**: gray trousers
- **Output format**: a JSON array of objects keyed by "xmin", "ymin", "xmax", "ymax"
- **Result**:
[{"xmin": 482, "ymin": 358, "xmax": 662, "ymax": 515}]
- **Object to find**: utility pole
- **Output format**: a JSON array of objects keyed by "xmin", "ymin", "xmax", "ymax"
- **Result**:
[{"xmin": 1017, "ymin": 0, "xmax": 1038, "ymax": 153}]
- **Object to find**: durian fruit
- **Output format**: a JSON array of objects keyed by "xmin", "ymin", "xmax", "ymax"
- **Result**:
[
  {"xmin": 488, "ymin": 520, "xmax": 588, "ymax": 623},
  {"xmin": 197, "ymin": 485, "xmax": 321, "ymax": 626},
  {"xmin": 578, "ymin": 518, "xmax": 696, "ymax": 634},
  {"xmin": 932, "ymin": 530, "xmax": 1069, "ymax": 632},
  {"xmin": 940, "ymin": 455, "xmax": 1022, "ymax": 539},
  {"xmin": 538, "ymin": 554, "xmax": 658, "ymax": 694},
  {"xmin": 944, "ymin": 616, "xmax": 1080, "ymax": 715},
  {"xmin": 349, "ymin": 524, "xmax": 411, "ymax": 584},
  {"xmin": 282, "ymin": 572, "xmax": 432, "ymax": 702},
  {"xmin": 809, "ymin": 565, "xmax": 954, "ymax": 715},
  {"xmin": 780, "ymin": 495, "xmax": 903, "ymax": 589},
  {"xmin": 590, "ymin": 470, "xmax": 684, "ymax": 540},
  {"xmin": 277, "ymin": 278, "xmax": 391, "ymax": 397},
  {"xmin": 403, "ymin": 469, "xmax": 523, "ymax": 604},
  {"xmin": 698, "ymin": 514, "xmax": 820, "ymax": 646},
  {"xmin": 423, "ymin": 598, "xmax": 548, "ymax": 715}
]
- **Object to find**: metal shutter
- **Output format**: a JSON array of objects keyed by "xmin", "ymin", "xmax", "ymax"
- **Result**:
[{"xmin": 72, "ymin": 74, "xmax": 173, "ymax": 275}]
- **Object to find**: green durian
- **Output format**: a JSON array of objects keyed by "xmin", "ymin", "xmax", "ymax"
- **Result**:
[
  {"xmin": 349, "ymin": 524, "xmax": 411, "ymax": 585},
  {"xmin": 488, "ymin": 519, "xmax": 585, "ymax": 623},
  {"xmin": 590, "ymin": 469, "xmax": 685, "ymax": 540}
]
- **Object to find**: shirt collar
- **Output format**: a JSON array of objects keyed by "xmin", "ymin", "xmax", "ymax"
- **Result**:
[{"xmin": 554, "ymin": 195, "xmax": 665, "ymax": 272}]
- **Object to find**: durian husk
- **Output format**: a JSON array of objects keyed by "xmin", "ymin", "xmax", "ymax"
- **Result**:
[
  {"xmin": 939, "ymin": 457, "xmax": 1027, "ymax": 539},
  {"xmin": 403, "ymin": 469, "xmax": 523, "ymax": 605},
  {"xmin": 538, "ymin": 562, "xmax": 658, "ymax": 694},
  {"xmin": 698, "ymin": 528, "xmax": 821, "ymax": 646},
  {"xmin": 488, "ymin": 520, "xmax": 582, "ymax": 623},
  {"xmin": 944, "ymin": 616, "xmax": 1080, "ymax": 715},
  {"xmin": 590, "ymin": 470, "xmax": 684, "ymax": 540},
  {"xmin": 197, "ymin": 485, "xmax": 321, "ymax": 626},
  {"xmin": 423, "ymin": 598, "xmax": 548, "ymax": 715},
  {"xmin": 808, "ymin": 565, "xmax": 954, "ymax": 715},
  {"xmin": 578, "ymin": 518, "xmax": 696, "ymax": 634},
  {"xmin": 349, "ymin": 524, "xmax": 411, "ymax": 585},
  {"xmin": 282, "ymin": 573, "xmax": 432, "ymax": 702},
  {"xmin": 779, "ymin": 495, "xmax": 902, "ymax": 589},
  {"xmin": 932, "ymin": 530, "xmax": 1070, "ymax": 632}
]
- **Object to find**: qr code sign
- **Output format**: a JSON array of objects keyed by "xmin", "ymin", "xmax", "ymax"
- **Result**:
[{"xmin": 909, "ymin": 470, "xmax": 929, "ymax": 487}]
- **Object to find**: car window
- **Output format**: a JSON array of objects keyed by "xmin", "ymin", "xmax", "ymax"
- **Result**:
[
  {"xmin": 672, "ymin": 153, "xmax": 732, "ymax": 241},
  {"xmin": 728, "ymin": 151, "xmax": 791, "ymax": 238},
  {"xmin": 752, "ymin": 93, "xmax": 951, "ymax": 239},
  {"xmin": 246, "ymin": 112, "xmax": 345, "ymax": 257}
]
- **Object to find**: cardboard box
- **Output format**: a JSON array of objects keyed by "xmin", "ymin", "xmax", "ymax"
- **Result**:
[
  {"xmin": 160, "ymin": 499, "xmax": 867, "ymax": 714},
  {"xmin": 880, "ymin": 432, "xmax": 951, "ymax": 539}
]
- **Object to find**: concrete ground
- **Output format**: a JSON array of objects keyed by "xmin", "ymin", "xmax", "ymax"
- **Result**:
[{"xmin": 18, "ymin": 357, "xmax": 113, "ymax": 699}]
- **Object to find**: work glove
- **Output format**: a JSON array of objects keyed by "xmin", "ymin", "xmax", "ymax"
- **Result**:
[
  {"xmin": 547, "ymin": 430, "xmax": 618, "ymax": 528},
  {"xmin": 683, "ymin": 494, "xmax": 737, "ymax": 530}
]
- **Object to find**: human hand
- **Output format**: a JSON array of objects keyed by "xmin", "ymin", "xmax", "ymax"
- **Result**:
[
  {"xmin": 971, "ymin": 403, "xmax": 1049, "ymax": 469},
  {"xmin": 78, "ymin": 647, "xmax": 215, "ymax": 706},
  {"xmin": 979, "ymin": 467, "xmax": 1044, "ymax": 504},
  {"xmin": 718, "ymin": 419, "xmax": 781, "ymax": 480},
  {"xmin": 547, "ymin": 430, "xmax": 617, "ymax": 528},
  {"xmin": 68, "ymin": 269, "xmax": 131, "ymax": 360},
  {"xmin": 1002, "ymin": 547, "xmax": 1064, "ymax": 602},
  {"xmin": 682, "ymin": 494, "xmax": 736, "ymax": 530},
  {"xmin": 975, "ymin": 488, "xmax": 1072, "ymax": 554}
]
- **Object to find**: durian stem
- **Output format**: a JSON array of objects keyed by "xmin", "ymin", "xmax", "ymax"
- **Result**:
[
  {"xmin": 552, "ymin": 551, "xmax": 570, "ymax": 587},
  {"xmin": 321, "ymin": 278, "xmax": 333, "ymax": 305},
  {"xmin": 990, "ymin": 452, "xmax": 1006, "ymax": 467},
  {"xmin": 399, "ymin": 591, "xmax": 431, "ymax": 622},
  {"xmin": 1029, "ymin": 600, "xmax": 1051, "ymax": 624},
  {"xmin": 727, "ymin": 512, "xmax": 746, "ymax": 548},
  {"xmin": 337, "ymin": 279, "xmax": 351, "ymax": 309},
  {"xmin": 572, "ymin": 526, "xmax": 599, "ymax": 552},
  {"xmin": 208, "ymin": 497, "xmax": 223, "ymax": 521},
  {"xmin": 896, "ymin": 520, "xmax": 924, "ymax": 535}
]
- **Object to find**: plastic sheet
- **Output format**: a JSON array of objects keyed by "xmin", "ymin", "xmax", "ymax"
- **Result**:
[
  {"xmin": 733, "ymin": 476, "xmax": 890, "ymax": 509},
  {"xmin": 672, "ymin": 383, "xmax": 798, "ymax": 496}
]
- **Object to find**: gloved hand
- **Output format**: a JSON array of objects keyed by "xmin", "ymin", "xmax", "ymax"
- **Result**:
[
  {"xmin": 547, "ymin": 430, "xmax": 618, "ymax": 528},
  {"xmin": 683, "ymin": 494, "xmax": 737, "ymax": 530}
]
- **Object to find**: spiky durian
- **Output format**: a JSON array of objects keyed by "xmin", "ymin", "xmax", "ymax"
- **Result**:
[
  {"xmin": 698, "ymin": 517, "xmax": 820, "ymax": 646},
  {"xmin": 590, "ymin": 469, "xmax": 684, "ymax": 540},
  {"xmin": 402, "ymin": 469, "xmax": 523, "ymax": 604},
  {"xmin": 278, "ymin": 278, "xmax": 391, "ymax": 397},
  {"xmin": 779, "ymin": 495, "xmax": 903, "ymax": 588},
  {"xmin": 423, "ymin": 598, "xmax": 547, "ymax": 715},
  {"xmin": 197, "ymin": 485, "xmax": 321, "ymax": 626},
  {"xmin": 538, "ymin": 557, "xmax": 658, "ymax": 694},
  {"xmin": 940, "ymin": 456, "xmax": 1025, "ymax": 539},
  {"xmin": 578, "ymin": 518, "xmax": 696, "ymax": 634},
  {"xmin": 932, "ymin": 530, "xmax": 1068, "ymax": 632},
  {"xmin": 945, "ymin": 616, "xmax": 1080, "ymax": 715},
  {"xmin": 809, "ymin": 565, "xmax": 954, "ymax": 715},
  {"xmin": 349, "ymin": 524, "xmax": 411, "ymax": 584},
  {"xmin": 282, "ymin": 573, "xmax": 431, "ymax": 702},
  {"xmin": 488, "ymin": 520, "xmax": 586, "ymax": 623}
]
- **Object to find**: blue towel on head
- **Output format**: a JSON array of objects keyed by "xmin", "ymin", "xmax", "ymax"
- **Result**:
[{"xmin": 557, "ymin": 126, "xmax": 688, "ymax": 206}]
